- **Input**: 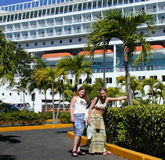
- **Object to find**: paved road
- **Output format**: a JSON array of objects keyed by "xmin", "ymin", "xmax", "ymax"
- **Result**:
[{"xmin": 0, "ymin": 128, "xmax": 127, "ymax": 160}]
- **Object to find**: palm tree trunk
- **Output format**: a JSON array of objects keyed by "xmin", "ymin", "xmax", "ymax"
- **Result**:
[
  {"xmin": 125, "ymin": 62, "xmax": 133, "ymax": 105},
  {"xmin": 23, "ymin": 91, "xmax": 25, "ymax": 109},
  {"xmin": 52, "ymin": 83, "xmax": 55, "ymax": 123},
  {"xmin": 44, "ymin": 90, "xmax": 47, "ymax": 113},
  {"xmin": 103, "ymin": 40, "xmax": 106, "ymax": 88},
  {"xmin": 55, "ymin": 97, "xmax": 61, "ymax": 123}
]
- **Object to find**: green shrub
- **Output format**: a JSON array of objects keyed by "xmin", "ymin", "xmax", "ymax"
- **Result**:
[
  {"xmin": 104, "ymin": 105, "xmax": 165, "ymax": 159},
  {"xmin": 59, "ymin": 112, "xmax": 71, "ymax": 123}
]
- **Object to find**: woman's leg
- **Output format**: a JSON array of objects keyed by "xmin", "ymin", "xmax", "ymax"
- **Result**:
[{"xmin": 73, "ymin": 135, "xmax": 80, "ymax": 152}]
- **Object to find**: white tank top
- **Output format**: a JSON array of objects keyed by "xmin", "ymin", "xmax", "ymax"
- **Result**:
[{"xmin": 73, "ymin": 97, "xmax": 87, "ymax": 114}]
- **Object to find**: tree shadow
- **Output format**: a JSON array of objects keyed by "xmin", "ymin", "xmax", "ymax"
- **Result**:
[
  {"xmin": 0, "ymin": 134, "xmax": 21, "ymax": 143},
  {"xmin": 0, "ymin": 155, "xmax": 16, "ymax": 160}
]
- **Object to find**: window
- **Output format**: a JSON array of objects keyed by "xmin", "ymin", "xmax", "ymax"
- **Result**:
[
  {"xmin": 26, "ymin": 44, "xmax": 29, "ymax": 47},
  {"xmin": 18, "ymin": 44, "xmax": 21, "ymax": 48},
  {"xmin": 43, "ymin": 42, "xmax": 46, "ymax": 45},
  {"xmin": 35, "ymin": 43, "xmax": 37, "ymax": 46},
  {"xmin": 88, "ymin": 78, "xmax": 92, "ymax": 84},
  {"xmin": 60, "ymin": 40, "xmax": 62, "ymax": 44},
  {"xmin": 51, "ymin": 41, "xmax": 54, "ymax": 44},
  {"xmin": 2, "ymin": 93, "xmax": 4, "ymax": 96},
  {"xmin": 150, "ymin": 76, "xmax": 157, "ymax": 80},
  {"xmin": 106, "ymin": 77, "xmax": 112, "ymax": 83},
  {"xmin": 162, "ymin": 75, "xmax": 165, "ymax": 81},
  {"xmin": 79, "ymin": 79, "xmax": 82, "ymax": 84},
  {"xmin": 138, "ymin": 76, "xmax": 145, "ymax": 82},
  {"xmin": 78, "ymin": 38, "xmax": 81, "ymax": 42},
  {"xmin": 69, "ymin": 79, "xmax": 72, "ymax": 84},
  {"xmin": 9, "ymin": 93, "xmax": 12, "ymax": 96},
  {"xmin": 69, "ymin": 39, "xmax": 72, "ymax": 43}
]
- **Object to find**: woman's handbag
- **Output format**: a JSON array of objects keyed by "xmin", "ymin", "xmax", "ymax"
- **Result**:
[{"xmin": 87, "ymin": 125, "xmax": 92, "ymax": 139}]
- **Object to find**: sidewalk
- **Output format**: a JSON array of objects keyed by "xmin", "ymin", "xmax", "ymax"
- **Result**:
[{"xmin": 0, "ymin": 127, "xmax": 127, "ymax": 160}]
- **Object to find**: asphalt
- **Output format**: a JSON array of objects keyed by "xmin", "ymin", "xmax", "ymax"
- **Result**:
[{"xmin": 0, "ymin": 127, "xmax": 128, "ymax": 160}]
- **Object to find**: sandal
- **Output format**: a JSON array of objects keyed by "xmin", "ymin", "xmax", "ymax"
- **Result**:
[
  {"xmin": 72, "ymin": 151, "xmax": 78, "ymax": 157},
  {"xmin": 77, "ymin": 150, "xmax": 86, "ymax": 155},
  {"xmin": 103, "ymin": 151, "xmax": 112, "ymax": 156}
]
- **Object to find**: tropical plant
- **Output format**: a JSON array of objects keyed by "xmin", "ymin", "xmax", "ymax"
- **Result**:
[
  {"xmin": 87, "ymin": 9, "xmax": 156, "ymax": 105},
  {"xmin": 56, "ymin": 54, "xmax": 92, "ymax": 92},
  {"xmin": 34, "ymin": 66, "xmax": 66, "ymax": 123},
  {"xmin": 142, "ymin": 77, "xmax": 159, "ymax": 104}
]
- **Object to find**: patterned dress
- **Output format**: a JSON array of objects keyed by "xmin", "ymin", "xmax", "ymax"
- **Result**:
[{"xmin": 88, "ymin": 98, "xmax": 107, "ymax": 153}]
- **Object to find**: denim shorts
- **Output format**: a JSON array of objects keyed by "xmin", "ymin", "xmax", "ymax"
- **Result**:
[{"xmin": 73, "ymin": 113, "xmax": 85, "ymax": 136}]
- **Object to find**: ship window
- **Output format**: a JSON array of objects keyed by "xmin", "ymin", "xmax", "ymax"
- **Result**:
[
  {"xmin": 47, "ymin": 8, "xmax": 50, "ymax": 15},
  {"xmin": 56, "ymin": 7, "xmax": 59, "ymax": 14},
  {"xmin": 69, "ymin": 5, "xmax": 72, "ymax": 12},
  {"xmin": 22, "ymin": 12, "xmax": 26, "ymax": 19},
  {"xmin": 26, "ymin": 44, "xmax": 29, "ymax": 47},
  {"xmin": 7, "ymin": 15, "xmax": 10, "ymax": 22},
  {"xmin": 35, "ymin": 43, "xmax": 37, "ymax": 46},
  {"xmin": 9, "ymin": 93, "xmax": 12, "ymax": 96},
  {"xmin": 11, "ymin": 14, "xmax": 14, "ymax": 21},
  {"xmin": 39, "ymin": 10, "xmax": 42, "ymax": 17},
  {"xmin": 2, "ymin": 93, "xmax": 4, "ymax": 96},
  {"xmin": 163, "ymin": 29, "xmax": 165, "ymax": 33},
  {"xmin": 106, "ymin": 78, "xmax": 112, "ymax": 83},
  {"xmin": 3, "ymin": 15, "xmax": 6, "ymax": 22},
  {"xmin": 93, "ymin": 1, "xmax": 97, "ymax": 8},
  {"xmin": 88, "ymin": 78, "xmax": 92, "ymax": 84},
  {"xmin": 19, "ymin": 45, "xmax": 21, "ymax": 48},
  {"xmin": 83, "ymin": 3, "xmax": 87, "ymax": 10},
  {"xmin": 0, "ymin": 16, "xmax": 2, "ymax": 22},
  {"xmin": 103, "ymin": 0, "xmax": 107, "ymax": 7},
  {"xmin": 34, "ymin": 11, "xmax": 38, "ymax": 17},
  {"xmin": 18, "ymin": 13, "xmax": 22, "ymax": 20},
  {"xmin": 88, "ymin": 2, "xmax": 92, "ymax": 9},
  {"xmin": 15, "ymin": 14, "xmax": 18, "ymax": 20},
  {"xmin": 69, "ymin": 39, "xmax": 72, "ymax": 43},
  {"xmin": 51, "ymin": 8, "xmax": 55, "ymax": 15},
  {"xmin": 64, "ymin": 6, "xmax": 68, "ymax": 13},
  {"xmin": 30, "ymin": 11, "xmax": 34, "ymax": 18},
  {"xmin": 42, "ymin": 9, "xmax": 46, "ymax": 16},
  {"xmin": 60, "ymin": 6, "xmax": 63, "ymax": 13},
  {"xmin": 26, "ymin": 12, "xmax": 30, "ymax": 19},
  {"xmin": 79, "ymin": 79, "xmax": 82, "ymax": 84},
  {"xmin": 78, "ymin": 4, "xmax": 82, "ymax": 11},
  {"xmin": 51, "ymin": 41, "xmax": 54, "ymax": 44},
  {"xmin": 43, "ymin": 42, "xmax": 46, "ymax": 45},
  {"xmin": 138, "ymin": 76, "xmax": 145, "ymax": 82},
  {"xmin": 78, "ymin": 38, "xmax": 81, "ymax": 42},
  {"xmin": 98, "ymin": 0, "xmax": 102, "ymax": 8},
  {"xmin": 60, "ymin": 40, "xmax": 62, "ymax": 44},
  {"xmin": 150, "ymin": 76, "xmax": 157, "ymax": 80},
  {"xmin": 162, "ymin": 75, "xmax": 165, "ymax": 81}
]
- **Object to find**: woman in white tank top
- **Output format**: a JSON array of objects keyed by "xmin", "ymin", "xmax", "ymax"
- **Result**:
[{"xmin": 70, "ymin": 86, "xmax": 87, "ymax": 157}]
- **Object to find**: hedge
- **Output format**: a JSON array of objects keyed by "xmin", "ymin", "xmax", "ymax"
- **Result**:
[
  {"xmin": 104, "ymin": 104, "xmax": 165, "ymax": 159},
  {"xmin": 0, "ymin": 111, "xmax": 46, "ymax": 126}
]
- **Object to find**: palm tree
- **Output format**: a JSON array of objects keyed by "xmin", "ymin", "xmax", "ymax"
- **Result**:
[
  {"xmin": 34, "ymin": 66, "xmax": 66, "ymax": 123},
  {"xmin": 107, "ymin": 86, "xmax": 123, "ymax": 107},
  {"xmin": 142, "ymin": 77, "xmax": 158, "ymax": 104},
  {"xmin": 87, "ymin": 9, "xmax": 156, "ymax": 105},
  {"xmin": 116, "ymin": 75, "xmax": 144, "ymax": 100},
  {"xmin": 56, "ymin": 54, "xmax": 92, "ymax": 92},
  {"xmin": 0, "ymin": 30, "xmax": 16, "ymax": 78},
  {"xmin": 154, "ymin": 81, "xmax": 165, "ymax": 104}
]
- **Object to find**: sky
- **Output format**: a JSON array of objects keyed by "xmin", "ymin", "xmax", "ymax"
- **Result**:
[{"xmin": 0, "ymin": 0, "xmax": 33, "ymax": 6}]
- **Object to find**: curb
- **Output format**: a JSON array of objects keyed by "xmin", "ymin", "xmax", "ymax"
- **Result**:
[
  {"xmin": 0, "ymin": 124, "xmax": 73, "ymax": 132},
  {"xmin": 67, "ymin": 131, "xmax": 162, "ymax": 160}
]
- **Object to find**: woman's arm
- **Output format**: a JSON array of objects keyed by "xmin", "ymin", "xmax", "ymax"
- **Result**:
[
  {"xmin": 88, "ymin": 97, "xmax": 98, "ymax": 125},
  {"xmin": 107, "ymin": 96, "xmax": 127, "ymax": 102},
  {"xmin": 70, "ymin": 96, "xmax": 77, "ymax": 122}
]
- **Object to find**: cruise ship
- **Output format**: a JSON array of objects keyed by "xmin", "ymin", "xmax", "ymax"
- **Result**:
[{"xmin": 0, "ymin": 0, "xmax": 165, "ymax": 112}]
